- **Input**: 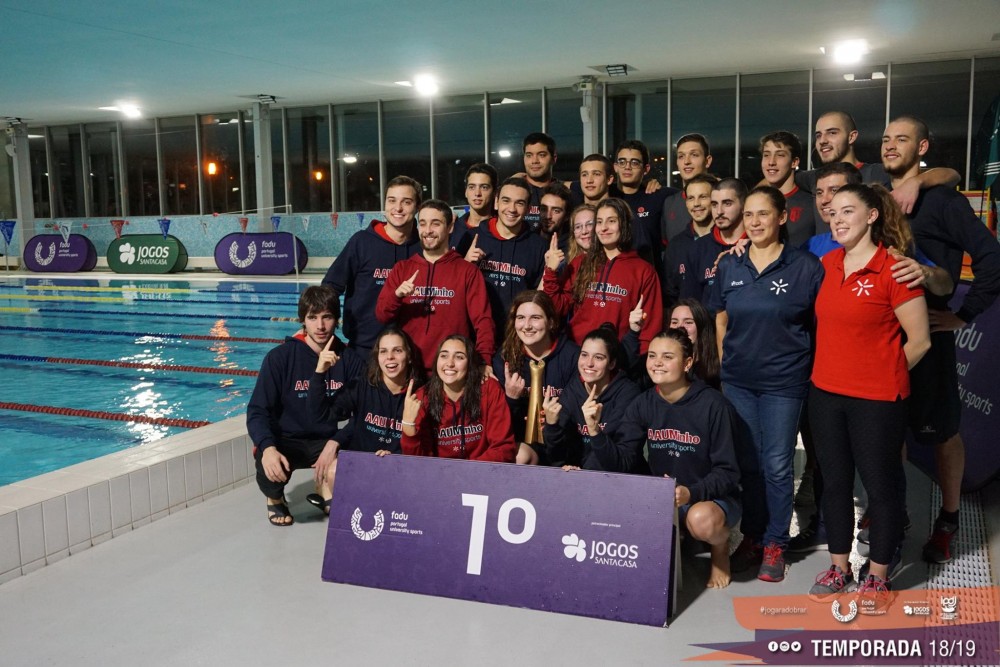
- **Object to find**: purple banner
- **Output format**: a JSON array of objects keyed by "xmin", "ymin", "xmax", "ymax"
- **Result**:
[
  {"xmin": 214, "ymin": 232, "xmax": 308, "ymax": 275},
  {"xmin": 908, "ymin": 284, "xmax": 1000, "ymax": 490},
  {"xmin": 22, "ymin": 234, "xmax": 97, "ymax": 272},
  {"xmin": 322, "ymin": 452, "xmax": 676, "ymax": 626}
]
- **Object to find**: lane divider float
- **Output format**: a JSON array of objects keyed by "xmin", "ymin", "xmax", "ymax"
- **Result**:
[{"xmin": 0, "ymin": 401, "xmax": 210, "ymax": 429}]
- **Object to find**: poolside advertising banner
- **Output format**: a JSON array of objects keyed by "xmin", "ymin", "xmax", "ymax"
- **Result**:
[
  {"xmin": 322, "ymin": 452, "xmax": 676, "ymax": 626},
  {"xmin": 214, "ymin": 232, "xmax": 308, "ymax": 275},
  {"xmin": 22, "ymin": 234, "xmax": 98, "ymax": 272},
  {"xmin": 107, "ymin": 235, "xmax": 189, "ymax": 273}
]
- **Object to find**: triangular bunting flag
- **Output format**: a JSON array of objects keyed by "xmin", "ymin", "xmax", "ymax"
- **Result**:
[
  {"xmin": 58, "ymin": 221, "xmax": 72, "ymax": 243},
  {"xmin": 157, "ymin": 218, "xmax": 171, "ymax": 239},
  {"xmin": 110, "ymin": 219, "xmax": 125, "ymax": 239}
]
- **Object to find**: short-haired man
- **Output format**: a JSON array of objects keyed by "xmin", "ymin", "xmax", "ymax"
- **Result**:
[
  {"xmin": 800, "ymin": 111, "xmax": 960, "ymax": 214},
  {"xmin": 662, "ymin": 133, "xmax": 714, "ymax": 242},
  {"xmin": 322, "ymin": 176, "xmax": 421, "ymax": 354},
  {"xmin": 679, "ymin": 178, "xmax": 748, "ymax": 306},
  {"xmin": 571, "ymin": 153, "xmax": 615, "ymax": 206},
  {"xmin": 376, "ymin": 199, "xmax": 495, "ymax": 374},
  {"xmin": 665, "ymin": 174, "xmax": 718, "ymax": 307},
  {"xmin": 883, "ymin": 115, "xmax": 1000, "ymax": 565},
  {"xmin": 760, "ymin": 131, "xmax": 818, "ymax": 248},
  {"xmin": 464, "ymin": 177, "xmax": 548, "ymax": 335},
  {"xmin": 451, "ymin": 163, "xmax": 498, "ymax": 253},
  {"xmin": 247, "ymin": 286, "xmax": 362, "ymax": 525},
  {"xmin": 539, "ymin": 181, "xmax": 572, "ymax": 248},
  {"xmin": 521, "ymin": 132, "xmax": 558, "ymax": 233}
]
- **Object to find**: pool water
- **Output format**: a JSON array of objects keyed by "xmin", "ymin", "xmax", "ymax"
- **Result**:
[{"xmin": 0, "ymin": 276, "xmax": 317, "ymax": 486}]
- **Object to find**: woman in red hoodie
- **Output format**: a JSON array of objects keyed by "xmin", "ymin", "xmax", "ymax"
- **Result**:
[
  {"xmin": 400, "ymin": 335, "xmax": 516, "ymax": 462},
  {"xmin": 543, "ymin": 197, "xmax": 662, "ymax": 355}
]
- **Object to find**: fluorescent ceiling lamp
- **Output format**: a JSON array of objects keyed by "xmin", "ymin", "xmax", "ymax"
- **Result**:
[
  {"xmin": 394, "ymin": 81, "xmax": 412, "ymax": 87},
  {"xmin": 489, "ymin": 97, "xmax": 522, "ymax": 106},
  {"xmin": 832, "ymin": 39, "xmax": 869, "ymax": 64},
  {"xmin": 342, "ymin": 155, "xmax": 358, "ymax": 164},
  {"xmin": 414, "ymin": 74, "xmax": 438, "ymax": 96},
  {"xmin": 99, "ymin": 104, "xmax": 141, "ymax": 118},
  {"xmin": 498, "ymin": 149, "xmax": 511, "ymax": 158},
  {"xmin": 605, "ymin": 64, "xmax": 629, "ymax": 77}
]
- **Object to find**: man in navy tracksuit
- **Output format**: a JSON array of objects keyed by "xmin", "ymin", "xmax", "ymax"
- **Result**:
[
  {"xmin": 522, "ymin": 132, "xmax": 558, "ymax": 233},
  {"xmin": 679, "ymin": 178, "xmax": 748, "ymax": 307},
  {"xmin": 247, "ymin": 286, "xmax": 362, "ymax": 526},
  {"xmin": 664, "ymin": 174, "xmax": 717, "ymax": 309},
  {"xmin": 450, "ymin": 163, "xmax": 497, "ymax": 254},
  {"xmin": 322, "ymin": 176, "xmax": 422, "ymax": 354},
  {"xmin": 466, "ymin": 177, "xmax": 548, "ymax": 335}
]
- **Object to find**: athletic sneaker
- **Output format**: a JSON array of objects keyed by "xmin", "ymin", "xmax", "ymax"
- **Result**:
[
  {"xmin": 856, "ymin": 573, "xmax": 893, "ymax": 613},
  {"xmin": 922, "ymin": 516, "xmax": 959, "ymax": 564},
  {"xmin": 788, "ymin": 514, "xmax": 827, "ymax": 553},
  {"xmin": 730, "ymin": 536, "xmax": 762, "ymax": 573},
  {"xmin": 858, "ymin": 543, "xmax": 903, "ymax": 581},
  {"xmin": 757, "ymin": 542, "xmax": 786, "ymax": 582},
  {"xmin": 794, "ymin": 470, "xmax": 815, "ymax": 507},
  {"xmin": 808, "ymin": 565, "xmax": 855, "ymax": 601}
]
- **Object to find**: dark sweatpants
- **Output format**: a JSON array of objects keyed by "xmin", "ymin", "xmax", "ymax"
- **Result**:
[
  {"xmin": 254, "ymin": 437, "xmax": 327, "ymax": 500},
  {"xmin": 809, "ymin": 384, "xmax": 907, "ymax": 566}
]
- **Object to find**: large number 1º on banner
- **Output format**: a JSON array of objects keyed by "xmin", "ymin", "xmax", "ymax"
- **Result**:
[{"xmin": 322, "ymin": 452, "xmax": 676, "ymax": 626}]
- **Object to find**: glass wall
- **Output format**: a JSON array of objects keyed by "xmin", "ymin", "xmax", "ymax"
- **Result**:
[
  {"xmin": 434, "ymin": 94, "xmax": 486, "ymax": 205},
  {"xmin": 890, "ymin": 60, "xmax": 970, "ymax": 178},
  {"xmin": 604, "ymin": 82, "xmax": 670, "ymax": 184},
  {"xmin": 334, "ymin": 103, "xmax": 380, "ymax": 211},
  {"xmin": 971, "ymin": 56, "xmax": 1000, "ymax": 191},
  {"xmin": 546, "ymin": 87, "xmax": 584, "ymax": 182},
  {"xmin": 383, "ymin": 98, "xmax": 431, "ymax": 198},
  {"xmin": 488, "ymin": 89, "xmax": 542, "ymax": 177},
  {"xmin": 48, "ymin": 126, "xmax": 85, "ymax": 217},
  {"xmin": 739, "ymin": 71, "xmax": 810, "ymax": 182},
  {"xmin": 200, "ymin": 112, "xmax": 244, "ymax": 216},
  {"xmin": 812, "ymin": 65, "xmax": 888, "ymax": 168},
  {"xmin": 284, "ymin": 106, "xmax": 331, "ymax": 214},
  {"xmin": 85, "ymin": 122, "xmax": 121, "ymax": 217},
  {"xmin": 29, "ymin": 134, "xmax": 48, "ymax": 218},
  {"xmin": 159, "ymin": 116, "xmax": 199, "ymax": 216},
  {"xmin": 123, "ymin": 119, "xmax": 159, "ymax": 217},
  {"xmin": 672, "ymin": 76, "xmax": 737, "ymax": 185}
]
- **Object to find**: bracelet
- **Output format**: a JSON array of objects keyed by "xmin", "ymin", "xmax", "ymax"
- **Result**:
[{"xmin": 400, "ymin": 420, "xmax": 415, "ymax": 427}]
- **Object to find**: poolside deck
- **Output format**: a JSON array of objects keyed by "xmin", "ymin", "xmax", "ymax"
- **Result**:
[{"xmin": 1, "ymin": 458, "xmax": 997, "ymax": 665}]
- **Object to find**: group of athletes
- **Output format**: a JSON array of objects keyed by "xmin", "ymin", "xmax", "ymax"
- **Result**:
[{"xmin": 246, "ymin": 111, "xmax": 1000, "ymax": 607}]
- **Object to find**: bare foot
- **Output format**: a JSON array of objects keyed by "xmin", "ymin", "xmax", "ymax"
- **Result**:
[{"xmin": 707, "ymin": 541, "xmax": 731, "ymax": 588}]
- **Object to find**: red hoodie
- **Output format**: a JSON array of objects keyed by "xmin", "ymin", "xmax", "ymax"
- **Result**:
[
  {"xmin": 543, "ymin": 250, "xmax": 662, "ymax": 353},
  {"xmin": 401, "ymin": 378, "xmax": 516, "ymax": 462},
  {"xmin": 376, "ymin": 249, "xmax": 495, "ymax": 373}
]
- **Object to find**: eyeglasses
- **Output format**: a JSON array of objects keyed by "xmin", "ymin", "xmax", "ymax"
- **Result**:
[
  {"xmin": 573, "ymin": 222, "xmax": 596, "ymax": 232},
  {"xmin": 615, "ymin": 158, "xmax": 643, "ymax": 168}
]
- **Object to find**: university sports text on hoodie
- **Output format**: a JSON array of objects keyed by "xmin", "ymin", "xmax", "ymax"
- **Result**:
[
  {"xmin": 307, "ymin": 371, "xmax": 407, "ymax": 454},
  {"xmin": 472, "ymin": 217, "xmax": 548, "ymax": 334}
]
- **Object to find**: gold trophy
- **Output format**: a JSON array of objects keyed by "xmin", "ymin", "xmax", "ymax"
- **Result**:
[{"xmin": 522, "ymin": 359, "xmax": 546, "ymax": 445}]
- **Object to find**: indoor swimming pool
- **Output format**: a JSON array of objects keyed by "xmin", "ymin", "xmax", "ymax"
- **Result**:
[{"xmin": 0, "ymin": 276, "xmax": 313, "ymax": 485}]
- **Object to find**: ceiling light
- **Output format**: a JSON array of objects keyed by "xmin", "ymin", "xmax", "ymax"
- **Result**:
[
  {"xmin": 831, "ymin": 39, "xmax": 869, "ymax": 64},
  {"xmin": 842, "ymin": 73, "xmax": 855, "ymax": 82},
  {"xmin": 99, "ymin": 104, "xmax": 142, "ymax": 118},
  {"xmin": 498, "ymin": 149, "xmax": 511, "ymax": 158},
  {"xmin": 342, "ymin": 155, "xmax": 358, "ymax": 164},
  {"xmin": 414, "ymin": 74, "xmax": 438, "ymax": 96},
  {"xmin": 605, "ymin": 64, "xmax": 629, "ymax": 77},
  {"xmin": 489, "ymin": 97, "xmax": 522, "ymax": 106},
  {"xmin": 394, "ymin": 81, "xmax": 412, "ymax": 87},
  {"xmin": 872, "ymin": 71, "xmax": 886, "ymax": 80}
]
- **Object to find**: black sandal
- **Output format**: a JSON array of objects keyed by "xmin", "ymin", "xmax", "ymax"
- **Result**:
[
  {"xmin": 306, "ymin": 493, "xmax": 332, "ymax": 515},
  {"xmin": 267, "ymin": 500, "xmax": 294, "ymax": 526}
]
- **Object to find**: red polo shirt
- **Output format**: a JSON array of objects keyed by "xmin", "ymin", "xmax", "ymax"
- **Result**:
[{"xmin": 813, "ymin": 244, "xmax": 923, "ymax": 401}]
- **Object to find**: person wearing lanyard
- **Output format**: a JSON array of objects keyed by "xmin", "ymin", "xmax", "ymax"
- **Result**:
[{"xmin": 707, "ymin": 186, "xmax": 823, "ymax": 583}]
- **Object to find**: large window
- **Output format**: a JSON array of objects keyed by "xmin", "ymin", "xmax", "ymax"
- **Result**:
[
  {"xmin": 488, "ymin": 89, "xmax": 542, "ymax": 178},
  {"xmin": 434, "ymin": 94, "xmax": 486, "ymax": 205},
  {"xmin": 159, "ymin": 116, "xmax": 199, "ymax": 216},
  {"xmin": 890, "ymin": 60, "xmax": 971, "ymax": 178},
  {"xmin": 200, "ymin": 113, "xmax": 242, "ymax": 216},
  {"xmin": 284, "ymin": 106, "xmax": 331, "ymax": 213},
  {"xmin": 604, "ymin": 82, "xmax": 670, "ymax": 184},
  {"xmin": 672, "ymin": 76, "xmax": 736, "ymax": 184},
  {"xmin": 48, "ymin": 126, "xmax": 85, "ymax": 217},
  {"xmin": 546, "ymin": 87, "xmax": 583, "ymax": 182},
  {"xmin": 123, "ymin": 119, "xmax": 159, "ymax": 217},
  {"xmin": 813, "ymin": 66, "xmax": 888, "ymax": 169},
  {"xmin": 334, "ymin": 103, "xmax": 380, "ymax": 211},
  {"xmin": 971, "ymin": 56, "xmax": 1000, "ymax": 191},
  {"xmin": 739, "ymin": 71, "xmax": 810, "ymax": 182},
  {"xmin": 29, "ymin": 133, "xmax": 48, "ymax": 218},
  {"xmin": 383, "ymin": 98, "xmax": 431, "ymax": 198},
  {"xmin": 85, "ymin": 122, "xmax": 121, "ymax": 217}
]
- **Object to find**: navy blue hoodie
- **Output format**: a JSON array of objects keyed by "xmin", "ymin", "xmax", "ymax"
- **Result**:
[
  {"xmin": 307, "ymin": 371, "xmax": 407, "ymax": 454},
  {"xmin": 473, "ymin": 218, "xmax": 548, "ymax": 334},
  {"xmin": 322, "ymin": 221, "xmax": 420, "ymax": 350},
  {"xmin": 492, "ymin": 335, "xmax": 581, "ymax": 443},
  {"xmin": 541, "ymin": 372, "xmax": 643, "ymax": 471},
  {"xmin": 604, "ymin": 380, "xmax": 740, "ymax": 505},
  {"xmin": 246, "ymin": 335, "xmax": 360, "ymax": 452}
]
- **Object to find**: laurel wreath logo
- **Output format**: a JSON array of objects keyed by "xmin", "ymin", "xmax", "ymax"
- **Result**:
[
  {"xmin": 34, "ymin": 241, "xmax": 56, "ymax": 266},
  {"xmin": 229, "ymin": 241, "xmax": 256, "ymax": 268},
  {"xmin": 350, "ymin": 508, "xmax": 384, "ymax": 541}
]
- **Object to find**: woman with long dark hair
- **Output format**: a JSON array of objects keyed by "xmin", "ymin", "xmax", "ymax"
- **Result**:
[
  {"xmin": 669, "ymin": 298, "xmax": 721, "ymax": 389},
  {"xmin": 807, "ymin": 184, "xmax": 929, "ymax": 606},
  {"xmin": 543, "ymin": 197, "xmax": 662, "ymax": 355},
  {"xmin": 493, "ymin": 290, "xmax": 579, "ymax": 465},
  {"xmin": 401, "ymin": 335, "xmax": 516, "ymax": 462}
]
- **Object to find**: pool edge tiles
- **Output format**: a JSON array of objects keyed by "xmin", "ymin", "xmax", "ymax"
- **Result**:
[{"xmin": 0, "ymin": 416, "xmax": 253, "ymax": 585}]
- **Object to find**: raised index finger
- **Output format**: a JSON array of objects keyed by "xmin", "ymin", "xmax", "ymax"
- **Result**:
[
  {"xmin": 405, "ymin": 378, "xmax": 414, "ymax": 398},
  {"xmin": 469, "ymin": 234, "xmax": 479, "ymax": 249},
  {"xmin": 636, "ymin": 294, "xmax": 643, "ymax": 309},
  {"xmin": 549, "ymin": 233, "xmax": 559, "ymax": 251},
  {"xmin": 587, "ymin": 383, "xmax": 597, "ymax": 401},
  {"xmin": 323, "ymin": 333, "xmax": 336, "ymax": 351},
  {"xmin": 408, "ymin": 270, "xmax": 419, "ymax": 283}
]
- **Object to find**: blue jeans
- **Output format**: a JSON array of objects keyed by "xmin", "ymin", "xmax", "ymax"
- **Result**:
[{"xmin": 722, "ymin": 383, "xmax": 803, "ymax": 548}]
